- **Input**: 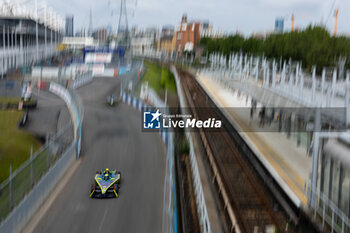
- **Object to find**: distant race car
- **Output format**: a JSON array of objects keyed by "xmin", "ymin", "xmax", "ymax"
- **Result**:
[
  {"xmin": 21, "ymin": 82, "xmax": 32, "ymax": 101},
  {"xmin": 90, "ymin": 168, "xmax": 121, "ymax": 198},
  {"xmin": 106, "ymin": 94, "xmax": 118, "ymax": 106}
]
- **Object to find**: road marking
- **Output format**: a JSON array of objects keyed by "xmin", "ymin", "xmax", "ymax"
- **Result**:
[{"xmin": 98, "ymin": 209, "xmax": 108, "ymax": 232}]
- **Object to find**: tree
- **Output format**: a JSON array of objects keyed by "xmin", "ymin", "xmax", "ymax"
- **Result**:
[{"xmin": 200, "ymin": 25, "xmax": 350, "ymax": 73}]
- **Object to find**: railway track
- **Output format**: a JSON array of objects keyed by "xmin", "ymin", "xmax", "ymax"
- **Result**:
[{"xmin": 177, "ymin": 68, "xmax": 296, "ymax": 233}]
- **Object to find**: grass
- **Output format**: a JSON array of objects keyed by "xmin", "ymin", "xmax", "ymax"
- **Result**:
[
  {"xmin": 0, "ymin": 109, "xmax": 72, "ymax": 220},
  {"xmin": 0, "ymin": 110, "xmax": 57, "ymax": 220},
  {"xmin": 0, "ymin": 97, "xmax": 36, "ymax": 108},
  {"xmin": 0, "ymin": 97, "xmax": 22, "ymax": 105},
  {"xmin": 0, "ymin": 110, "xmax": 41, "ymax": 183},
  {"xmin": 139, "ymin": 61, "xmax": 177, "ymax": 97}
]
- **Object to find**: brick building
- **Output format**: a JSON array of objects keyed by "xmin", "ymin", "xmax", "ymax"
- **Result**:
[{"xmin": 175, "ymin": 14, "xmax": 200, "ymax": 55}]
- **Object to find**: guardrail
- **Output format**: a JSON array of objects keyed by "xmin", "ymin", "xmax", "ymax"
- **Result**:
[
  {"xmin": 69, "ymin": 88, "xmax": 84, "ymax": 157},
  {"xmin": 48, "ymin": 82, "xmax": 83, "ymax": 157},
  {"xmin": 171, "ymin": 66, "xmax": 212, "ymax": 233},
  {"xmin": 307, "ymin": 182, "xmax": 350, "ymax": 233},
  {"xmin": 0, "ymin": 82, "xmax": 83, "ymax": 233},
  {"xmin": 72, "ymin": 71, "xmax": 93, "ymax": 89},
  {"xmin": 120, "ymin": 60, "xmax": 144, "ymax": 95}
]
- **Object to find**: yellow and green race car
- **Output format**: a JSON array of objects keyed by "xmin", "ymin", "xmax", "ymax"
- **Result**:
[{"xmin": 90, "ymin": 168, "xmax": 121, "ymax": 198}]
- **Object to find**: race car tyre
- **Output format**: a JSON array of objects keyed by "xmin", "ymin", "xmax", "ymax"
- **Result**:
[{"xmin": 90, "ymin": 184, "xmax": 95, "ymax": 197}]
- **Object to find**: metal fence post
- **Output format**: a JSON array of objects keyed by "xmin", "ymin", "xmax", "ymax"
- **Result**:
[
  {"xmin": 30, "ymin": 145, "xmax": 34, "ymax": 187},
  {"xmin": 322, "ymin": 200, "xmax": 325, "ymax": 229},
  {"xmin": 263, "ymin": 61, "xmax": 266, "ymax": 86},
  {"xmin": 300, "ymin": 72, "xmax": 304, "ymax": 102},
  {"xmin": 345, "ymin": 73, "xmax": 350, "ymax": 129},
  {"xmin": 332, "ymin": 209, "xmax": 335, "ymax": 232},
  {"xmin": 321, "ymin": 68, "xmax": 326, "ymax": 106},
  {"xmin": 314, "ymin": 190, "xmax": 317, "ymax": 219},
  {"xmin": 272, "ymin": 60, "xmax": 276, "ymax": 88},
  {"xmin": 46, "ymin": 144, "xmax": 50, "ymax": 171},
  {"xmin": 296, "ymin": 62, "xmax": 299, "ymax": 86},
  {"xmin": 46, "ymin": 134, "xmax": 50, "ymax": 170},
  {"xmin": 9, "ymin": 163, "xmax": 13, "ymax": 210},
  {"xmin": 310, "ymin": 107, "xmax": 321, "ymax": 214},
  {"xmin": 281, "ymin": 61, "xmax": 286, "ymax": 90},
  {"xmin": 311, "ymin": 66, "xmax": 316, "ymax": 104},
  {"xmin": 266, "ymin": 66, "xmax": 270, "ymax": 88},
  {"xmin": 331, "ymin": 68, "xmax": 337, "ymax": 105}
]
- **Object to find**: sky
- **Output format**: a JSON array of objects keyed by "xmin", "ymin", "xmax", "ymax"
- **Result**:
[{"xmin": 44, "ymin": 0, "xmax": 350, "ymax": 36}]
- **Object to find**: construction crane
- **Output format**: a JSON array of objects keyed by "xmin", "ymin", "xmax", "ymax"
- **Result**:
[
  {"xmin": 324, "ymin": 0, "xmax": 339, "ymax": 36},
  {"xmin": 334, "ymin": 7, "xmax": 339, "ymax": 37},
  {"xmin": 280, "ymin": 14, "xmax": 295, "ymax": 32},
  {"xmin": 287, "ymin": 12, "xmax": 308, "ymax": 32}
]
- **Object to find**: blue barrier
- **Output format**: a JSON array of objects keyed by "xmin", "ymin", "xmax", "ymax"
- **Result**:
[
  {"xmin": 120, "ymin": 90, "xmax": 176, "ymax": 233},
  {"xmin": 5, "ymin": 81, "xmax": 14, "ymax": 90}
]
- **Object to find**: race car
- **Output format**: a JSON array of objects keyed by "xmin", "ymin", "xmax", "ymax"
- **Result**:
[
  {"xmin": 106, "ymin": 94, "xmax": 119, "ymax": 106},
  {"xmin": 90, "ymin": 168, "xmax": 121, "ymax": 198}
]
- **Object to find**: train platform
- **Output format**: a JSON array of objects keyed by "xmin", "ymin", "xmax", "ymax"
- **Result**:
[{"xmin": 196, "ymin": 72, "xmax": 312, "ymax": 208}]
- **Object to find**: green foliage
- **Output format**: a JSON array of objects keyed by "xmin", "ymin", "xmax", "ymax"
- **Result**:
[
  {"xmin": 0, "ymin": 111, "xmax": 41, "ymax": 183},
  {"xmin": 201, "ymin": 25, "xmax": 350, "ymax": 73},
  {"xmin": 179, "ymin": 137, "xmax": 190, "ymax": 155},
  {"xmin": 142, "ymin": 61, "xmax": 177, "ymax": 96},
  {"xmin": 0, "ymin": 97, "xmax": 36, "ymax": 106}
]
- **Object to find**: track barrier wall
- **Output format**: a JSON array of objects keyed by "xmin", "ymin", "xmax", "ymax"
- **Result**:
[{"xmin": 171, "ymin": 66, "xmax": 212, "ymax": 233}]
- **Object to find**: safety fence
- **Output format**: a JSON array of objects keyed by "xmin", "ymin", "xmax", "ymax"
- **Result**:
[
  {"xmin": 120, "ymin": 91, "xmax": 170, "ymax": 155},
  {"xmin": 49, "ymin": 71, "xmax": 86, "ymax": 157},
  {"xmin": 204, "ymin": 53, "xmax": 350, "ymax": 128},
  {"xmin": 171, "ymin": 66, "xmax": 212, "ymax": 233},
  {"xmin": 307, "ymin": 182, "xmax": 350, "ymax": 233},
  {"xmin": 31, "ymin": 62, "xmax": 131, "ymax": 86},
  {"xmin": 120, "ymin": 60, "xmax": 144, "ymax": 95},
  {"xmin": 49, "ymin": 82, "xmax": 84, "ymax": 157},
  {"xmin": 132, "ymin": 50, "xmax": 162, "ymax": 60},
  {"xmin": 0, "ymin": 44, "xmax": 58, "ymax": 77},
  {"xmin": 0, "ymin": 82, "xmax": 83, "ymax": 233},
  {"xmin": 0, "ymin": 123, "xmax": 73, "ymax": 222},
  {"xmin": 72, "ymin": 71, "xmax": 93, "ymax": 89},
  {"xmin": 204, "ymin": 53, "xmax": 350, "ymax": 230}
]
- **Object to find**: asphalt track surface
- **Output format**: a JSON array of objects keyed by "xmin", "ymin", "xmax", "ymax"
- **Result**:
[
  {"xmin": 28, "ymin": 77, "xmax": 166, "ymax": 233},
  {"xmin": 27, "ymin": 88, "xmax": 72, "ymax": 139}
]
